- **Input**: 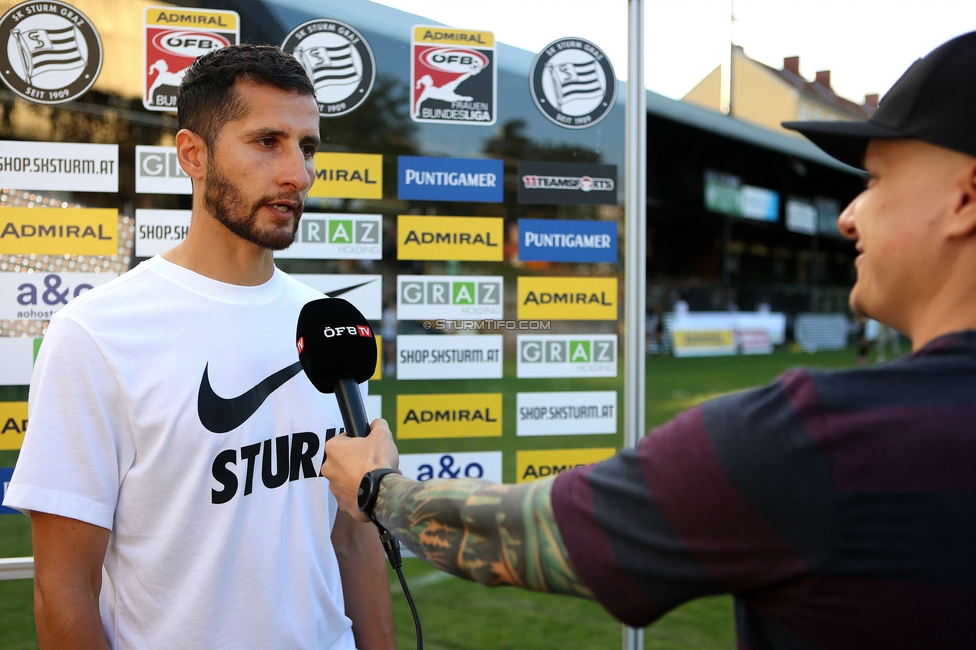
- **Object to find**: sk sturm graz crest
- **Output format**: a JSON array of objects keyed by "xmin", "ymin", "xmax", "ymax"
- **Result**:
[
  {"xmin": 530, "ymin": 37, "xmax": 616, "ymax": 129},
  {"xmin": 143, "ymin": 6, "xmax": 239, "ymax": 112},
  {"xmin": 411, "ymin": 26, "xmax": 495, "ymax": 126},
  {"xmin": 282, "ymin": 19, "xmax": 375, "ymax": 118},
  {"xmin": 0, "ymin": 1, "xmax": 103, "ymax": 105}
]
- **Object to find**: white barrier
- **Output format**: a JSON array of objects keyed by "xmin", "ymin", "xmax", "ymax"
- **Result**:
[
  {"xmin": 0, "ymin": 556, "xmax": 33, "ymax": 580},
  {"xmin": 795, "ymin": 313, "xmax": 849, "ymax": 352}
]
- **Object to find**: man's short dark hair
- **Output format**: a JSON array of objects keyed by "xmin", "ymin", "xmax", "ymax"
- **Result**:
[{"xmin": 177, "ymin": 44, "xmax": 315, "ymax": 150}]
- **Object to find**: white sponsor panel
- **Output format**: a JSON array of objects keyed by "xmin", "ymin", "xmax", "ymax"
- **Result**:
[
  {"xmin": 366, "ymin": 394, "xmax": 382, "ymax": 422},
  {"xmin": 0, "ymin": 272, "xmax": 116, "ymax": 320},
  {"xmin": 135, "ymin": 209, "xmax": 190, "ymax": 257},
  {"xmin": 135, "ymin": 145, "xmax": 191, "ymax": 194},
  {"xmin": 291, "ymin": 274, "xmax": 382, "ymax": 321},
  {"xmin": 516, "ymin": 391, "xmax": 617, "ymax": 436},
  {"xmin": 0, "ymin": 141, "xmax": 118, "ymax": 192},
  {"xmin": 275, "ymin": 213, "xmax": 382, "ymax": 260},
  {"xmin": 0, "ymin": 337, "xmax": 36, "ymax": 385},
  {"xmin": 517, "ymin": 334, "xmax": 617, "ymax": 378},
  {"xmin": 399, "ymin": 451, "xmax": 502, "ymax": 482},
  {"xmin": 397, "ymin": 334, "xmax": 502, "ymax": 380},
  {"xmin": 397, "ymin": 275, "xmax": 504, "ymax": 321}
]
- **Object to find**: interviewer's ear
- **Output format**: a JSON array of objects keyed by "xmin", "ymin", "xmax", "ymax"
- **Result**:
[
  {"xmin": 947, "ymin": 155, "xmax": 976, "ymax": 239},
  {"xmin": 175, "ymin": 128, "xmax": 207, "ymax": 183}
]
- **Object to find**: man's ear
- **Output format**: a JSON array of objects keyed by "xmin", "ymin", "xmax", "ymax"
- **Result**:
[
  {"xmin": 175, "ymin": 129, "xmax": 206, "ymax": 183},
  {"xmin": 947, "ymin": 157, "xmax": 976, "ymax": 239}
]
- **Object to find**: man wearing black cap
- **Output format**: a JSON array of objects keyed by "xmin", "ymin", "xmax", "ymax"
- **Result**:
[{"xmin": 321, "ymin": 33, "xmax": 976, "ymax": 648}]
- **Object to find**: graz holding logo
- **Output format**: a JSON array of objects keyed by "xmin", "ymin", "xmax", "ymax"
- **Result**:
[
  {"xmin": 136, "ymin": 146, "xmax": 190, "ymax": 194},
  {"xmin": 276, "ymin": 214, "xmax": 382, "ymax": 261},
  {"xmin": 398, "ymin": 215, "xmax": 503, "ymax": 261},
  {"xmin": 530, "ymin": 37, "xmax": 616, "ymax": 129},
  {"xmin": 517, "ymin": 334, "xmax": 617, "ymax": 378},
  {"xmin": 398, "ymin": 275, "xmax": 503, "ymax": 320},
  {"xmin": 0, "ymin": 1, "xmax": 103, "ymax": 105}
]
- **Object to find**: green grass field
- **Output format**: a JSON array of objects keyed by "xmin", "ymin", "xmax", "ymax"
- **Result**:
[{"xmin": 0, "ymin": 346, "xmax": 866, "ymax": 649}]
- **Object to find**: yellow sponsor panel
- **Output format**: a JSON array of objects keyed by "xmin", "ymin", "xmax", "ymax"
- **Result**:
[
  {"xmin": 397, "ymin": 393, "xmax": 502, "ymax": 439},
  {"xmin": 516, "ymin": 448, "xmax": 616, "ymax": 484},
  {"xmin": 310, "ymin": 153, "xmax": 383, "ymax": 199},
  {"xmin": 517, "ymin": 276, "xmax": 617, "ymax": 320},
  {"xmin": 0, "ymin": 208, "xmax": 117, "ymax": 256},
  {"xmin": 398, "ymin": 216, "xmax": 503, "ymax": 261},
  {"xmin": 146, "ymin": 7, "xmax": 239, "ymax": 29},
  {"xmin": 413, "ymin": 26, "xmax": 494, "ymax": 47},
  {"xmin": 372, "ymin": 336, "xmax": 382, "ymax": 380},
  {"xmin": 0, "ymin": 402, "xmax": 28, "ymax": 450},
  {"xmin": 672, "ymin": 330, "xmax": 735, "ymax": 348}
]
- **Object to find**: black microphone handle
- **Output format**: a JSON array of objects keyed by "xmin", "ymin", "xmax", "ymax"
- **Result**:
[{"xmin": 334, "ymin": 377, "xmax": 370, "ymax": 438}]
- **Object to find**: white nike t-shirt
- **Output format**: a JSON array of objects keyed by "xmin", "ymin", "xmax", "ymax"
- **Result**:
[{"xmin": 4, "ymin": 257, "xmax": 358, "ymax": 650}]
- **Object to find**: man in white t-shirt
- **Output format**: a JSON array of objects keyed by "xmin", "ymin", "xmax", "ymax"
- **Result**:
[{"xmin": 3, "ymin": 44, "xmax": 394, "ymax": 649}]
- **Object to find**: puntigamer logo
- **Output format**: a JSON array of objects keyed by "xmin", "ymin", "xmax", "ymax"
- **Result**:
[
  {"xmin": 518, "ymin": 218, "xmax": 617, "ymax": 263},
  {"xmin": 517, "ymin": 334, "xmax": 617, "ymax": 378},
  {"xmin": 398, "ymin": 155, "xmax": 503, "ymax": 203},
  {"xmin": 398, "ymin": 275, "xmax": 503, "ymax": 320},
  {"xmin": 275, "ymin": 213, "xmax": 382, "ymax": 260},
  {"xmin": 398, "ymin": 215, "xmax": 503, "ymax": 261}
]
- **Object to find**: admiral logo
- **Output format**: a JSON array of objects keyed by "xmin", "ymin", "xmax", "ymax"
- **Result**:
[
  {"xmin": 144, "ymin": 7, "xmax": 239, "ymax": 111},
  {"xmin": 0, "ymin": 402, "xmax": 28, "ymax": 450},
  {"xmin": 398, "ymin": 156, "xmax": 503, "ymax": 203},
  {"xmin": 0, "ymin": 141, "xmax": 118, "ymax": 193},
  {"xmin": 518, "ymin": 162, "xmax": 618, "ymax": 205},
  {"xmin": 398, "ymin": 215, "xmax": 503, "ymax": 261},
  {"xmin": 530, "ymin": 37, "xmax": 617, "ymax": 129},
  {"xmin": 396, "ymin": 334, "xmax": 503, "ymax": 380},
  {"xmin": 671, "ymin": 330, "xmax": 737, "ymax": 358},
  {"xmin": 517, "ymin": 276, "xmax": 617, "ymax": 321},
  {"xmin": 0, "ymin": 337, "xmax": 38, "ymax": 386},
  {"xmin": 517, "ymin": 335, "xmax": 617, "ymax": 378},
  {"xmin": 399, "ymin": 451, "xmax": 502, "ymax": 483},
  {"xmin": 0, "ymin": 1, "xmax": 103, "ymax": 105},
  {"xmin": 136, "ymin": 146, "xmax": 190, "ymax": 194},
  {"xmin": 517, "ymin": 391, "xmax": 617, "ymax": 436},
  {"xmin": 282, "ymin": 19, "xmax": 375, "ymax": 118},
  {"xmin": 516, "ymin": 448, "xmax": 616, "ymax": 483},
  {"xmin": 397, "ymin": 393, "xmax": 502, "ymax": 439},
  {"xmin": 292, "ymin": 274, "xmax": 382, "ymax": 320},
  {"xmin": 275, "ymin": 213, "xmax": 382, "ymax": 260},
  {"xmin": 411, "ymin": 26, "xmax": 496, "ymax": 126},
  {"xmin": 0, "ymin": 271, "xmax": 116, "ymax": 320},
  {"xmin": 0, "ymin": 208, "xmax": 117, "ymax": 256},
  {"xmin": 398, "ymin": 275, "xmax": 503, "ymax": 320},
  {"xmin": 518, "ymin": 218, "xmax": 617, "ymax": 263},
  {"xmin": 310, "ymin": 153, "xmax": 382, "ymax": 199}
]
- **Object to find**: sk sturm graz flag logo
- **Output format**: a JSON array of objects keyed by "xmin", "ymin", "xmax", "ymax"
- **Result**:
[
  {"xmin": 530, "ymin": 37, "xmax": 616, "ymax": 129},
  {"xmin": 282, "ymin": 19, "xmax": 375, "ymax": 118},
  {"xmin": 411, "ymin": 26, "xmax": 495, "ymax": 126},
  {"xmin": 0, "ymin": 1, "xmax": 102, "ymax": 105}
]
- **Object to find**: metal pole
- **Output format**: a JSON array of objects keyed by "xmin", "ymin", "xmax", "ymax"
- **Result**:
[{"xmin": 623, "ymin": 0, "xmax": 647, "ymax": 648}]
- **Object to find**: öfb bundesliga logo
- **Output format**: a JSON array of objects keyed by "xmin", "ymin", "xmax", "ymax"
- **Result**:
[
  {"xmin": 530, "ymin": 37, "xmax": 616, "ymax": 129},
  {"xmin": 0, "ymin": 0, "xmax": 103, "ymax": 105}
]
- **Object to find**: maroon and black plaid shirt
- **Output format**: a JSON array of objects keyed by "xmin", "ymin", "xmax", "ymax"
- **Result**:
[{"xmin": 552, "ymin": 330, "xmax": 976, "ymax": 649}]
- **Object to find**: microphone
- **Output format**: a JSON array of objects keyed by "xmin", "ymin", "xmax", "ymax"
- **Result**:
[{"xmin": 296, "ymin": 297, "xmax": 377, "ymax": 438}]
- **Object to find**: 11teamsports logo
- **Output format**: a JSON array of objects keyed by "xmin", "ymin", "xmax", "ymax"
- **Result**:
[
  {"xmin": 0, "ymin": 1, "xmax": 103, "ymax": 105},
  {"xmin": 411, "ymin": 26, "xmax": 495, "ymax": 126},
  {"xmin": 281, "ymin": 19, "xmax": 375, "ymax": 118},
  {"xmin": 530, "ymin": 37, "xmax": 616, "ymax": 129}
]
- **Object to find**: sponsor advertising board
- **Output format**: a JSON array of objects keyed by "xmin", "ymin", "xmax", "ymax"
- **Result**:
[
  {"xmin": 0, "ymin": 272, "xmax": 116, "ymax": 320},
  {"xmin": 397, "ymin": 393, "xmax": 502, "ymax": 439},
  {"xmin": 276, "ymin": 213, "xmax": 382, "ymax": 260},
  {"xmin": 399, "ymin": 451, "xmax": 502, "ymax": 482},
  {"xmin": 1, "ymin": 466, "xmax": 16, "ymax": 514},
  {"xmin": 0, "ymin": 141, "xmax": 118, "ymax": 193},
  {"xmin": 396, "ymin": 334, "xmax": 502, "ymax": 380},
  {"xmin": 516, "ymin": 448, "xmax": 616, "ymax": 483},
  {"xmin": 371, "ymin": 337, "xmax": 382, "ymax": 380},
  {"xmin": 517, "ymin": 276, "xmax": 617, "ymax": 321},
  {"xmin": 0, "ymin": 402, "xmax": 27, "ymax": 450},
  {"xmin": 135, "ymin": 209, "xmax": 189, "ymax": 257},
  {"xmin": 398, "ymin": 275, "xmax": 503, "ymax": 320},
  {"xmin": 0, "ymin": 337, "xmax": 39, "ymax": 386},
  {"xmin": 397, "ymin": 215, "xmax": 503, "ymax": 261},
  {"xmin": 0, "ymin": 208, "xmax": 117, "ymax": 256},
  {"xmin": 516, "ymin": 390, "xmax": 617, "ymax": 436},
  {"xmin": 135, "ymin": 145, "xmax": 190, "ymax": 194},
  {"xmin": 411, "ymin": 26, "xmax": 495, "ymax": 125},
  {"xmin": 290, "ymin": 274, "xmax": 382, "ymax": 320},
  {"xmin": 516, "ymin": 334, "xmax": 617, "ymax": 378},
  {"xmin": 366, "ymin": 394, "xmax": 381, "ymax": 422},
  {"xmin": 529, "ymin": 37, "xmax": 616, "ymax": 129},
  {"xmin": 670, "ymin": 330, "xmax": 737, "ymax": 357},
  {"xmin": 143, "ymin": 6, "xmax": 239, "ymax": 111},
  {"xmin": 398, "ymin": 156, "xmax": 502, "ymax": 203},
  {"xmin": 0, "ymin": 0, "xmax": 103, "ymax": 105},
  {"xmin": 281, "ymin": 19, "xmax": 375, "ymax": 118},
  {"xmin": 517, "ymin": 218, "xmax": 617, "ymax": 263},
  {"xmin": 309, "ymin": 152, "xmax": 382, "ymax": 199},
  {"xmin": 786, "ymin": 198, "xmax": 817, "ymax": 234},
  {"xmin": 517, "ymin": 162, "xmax": 617, "ymax": 205}
]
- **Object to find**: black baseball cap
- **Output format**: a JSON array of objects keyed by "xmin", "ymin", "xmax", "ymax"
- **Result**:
[{"xmin": 783, "ymin": 31, "xmax": 976, "ymax": 169}]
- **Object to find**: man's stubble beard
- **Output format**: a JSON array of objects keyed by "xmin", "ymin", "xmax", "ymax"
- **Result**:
[{"xmin": 203, "ymin": 157, "xmax": 303, "ymax": 251}]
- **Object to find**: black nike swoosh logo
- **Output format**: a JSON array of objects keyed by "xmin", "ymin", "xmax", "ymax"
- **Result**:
[
  {"xmin": 198, "ymin": 361, "xmax": 304, "ymax": 433},
  {"xmin": 323, "ymin": 278, "xmax": 377, "ymax": 298}
]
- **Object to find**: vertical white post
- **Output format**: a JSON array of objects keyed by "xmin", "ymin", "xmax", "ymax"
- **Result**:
[{"xmin": 623, "ymin": 0, "xmax": 647, "ymax": 648}]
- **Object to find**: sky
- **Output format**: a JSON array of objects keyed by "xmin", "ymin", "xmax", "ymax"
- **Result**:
[{"xmin": 372, "ymin": 0, "xmax": 976, "ymax": 106}]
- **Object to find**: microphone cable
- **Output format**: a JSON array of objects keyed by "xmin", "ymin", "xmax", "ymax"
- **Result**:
[{"xmin": 375, "ymin": 522, "xmax": 423, "ymax": 649}]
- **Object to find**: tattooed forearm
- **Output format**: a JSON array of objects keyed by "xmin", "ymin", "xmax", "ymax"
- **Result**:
[{"xmin": 374, "ymin": 475, "xmax": 592, "ymax": 599}]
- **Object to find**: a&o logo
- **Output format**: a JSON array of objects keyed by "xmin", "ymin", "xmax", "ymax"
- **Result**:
[
  {"xmin": 530, "ymin": 37, "xmax": 616, "ymax": 129},
  {"xmin": 0, "ymin": 1, "xmax": 103, "ymax": 105}
]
